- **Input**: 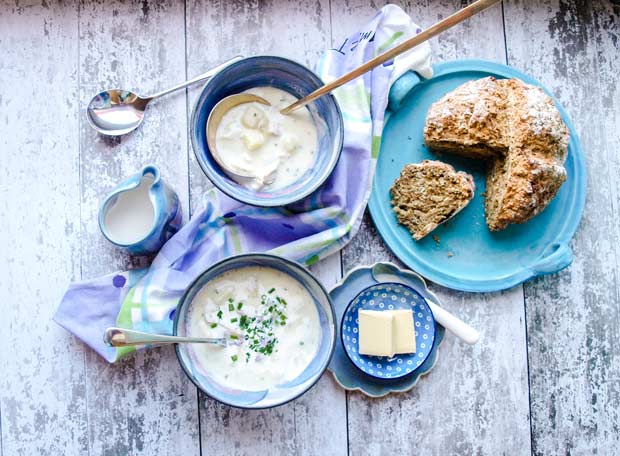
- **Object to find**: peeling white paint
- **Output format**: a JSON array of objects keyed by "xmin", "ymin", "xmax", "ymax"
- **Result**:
[{"xmin": 1, "ymin": 0, "xmax": 617, "ymax": 455}]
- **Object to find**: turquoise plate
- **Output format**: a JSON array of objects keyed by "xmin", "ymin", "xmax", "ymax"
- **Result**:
[
  {"xmin": 369, "ymin": 60, "xmax": 587, "ymax": 292},
  {"xmin": 327, "ymin": 263, "xmax": 445, "ymax": 397}
]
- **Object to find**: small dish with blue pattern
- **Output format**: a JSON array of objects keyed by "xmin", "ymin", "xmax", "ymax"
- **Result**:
[{"xmin": 340, "ymin": 282, "xmax": 436, "ymax": 380}]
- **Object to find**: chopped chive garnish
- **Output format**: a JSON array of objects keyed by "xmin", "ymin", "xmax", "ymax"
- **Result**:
[
  {"xmin": 299, "ymin": 341, "xmax": 305, "ymax": 346},
  {"xmin": 217, "ymin": 310, "xmax": 223, "ymax": 319},
  {"xmin": 210, "ymin": 323, "xmax": 217, "ymax": 328},
  {"xmin": 216, "ymin": 291, "xmax": 289, "ymax": 359},
  {"xmin": 231, "ymin": 355, "xmax": 238, "ymax": 362}
]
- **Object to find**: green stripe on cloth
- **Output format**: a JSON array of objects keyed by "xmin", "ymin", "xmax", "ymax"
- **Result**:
[
  {"xmin": 377, "ymin": 31, "xmax": 404, "ymax": 54},
  {"xmin": 305, "ymin": 254, "xmax": 320, "ymax": 266},
  {"xmin": 371, "ymin": 135, "xmax": 382, "ymax": 158},
  {"xmin": 115, "ymin": 287, "xmax": 138, "ymax": 359},
  {"xmin": 229, "ymin": 223, "xmax": 242, "ymax": 253}
]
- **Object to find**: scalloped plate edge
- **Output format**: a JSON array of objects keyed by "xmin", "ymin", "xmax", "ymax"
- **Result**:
[{"xmin": 326, "ymin": 262, "xmax": 445, "ymax": 397}]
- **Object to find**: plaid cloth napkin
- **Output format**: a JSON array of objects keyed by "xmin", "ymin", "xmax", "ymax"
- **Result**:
[{"xmin": 54, "ymin": 4, "xmax": 432, "ymax": 362}]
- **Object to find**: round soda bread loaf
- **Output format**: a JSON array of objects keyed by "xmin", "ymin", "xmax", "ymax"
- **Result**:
[
  {"xmin": 423, "ymin": 77, "xmax": 569, "ymax": 231},
  {"xmin": 391, "ymin": 160, "xmax": 475, "ymax": 241}
]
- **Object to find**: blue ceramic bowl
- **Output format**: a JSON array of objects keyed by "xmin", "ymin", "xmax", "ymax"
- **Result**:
[
  {"xmin": 341, "ymin": 282, "xmax": 436, "ymax": 380},
  {"xmin": 190, "ymin": 56, "xmax": 344, "ymax": 207},
  {"xmin": 173, "ymin": 253, "xmax": 336, "ymax": 409}
]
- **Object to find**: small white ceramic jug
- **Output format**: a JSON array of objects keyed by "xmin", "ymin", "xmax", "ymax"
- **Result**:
[{"xmin": 98, "ymin": 165, "xmax": 181, "ymax": 255}]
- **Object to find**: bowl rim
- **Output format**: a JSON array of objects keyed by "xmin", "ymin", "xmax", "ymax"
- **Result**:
[
  {"xmin": 190, "ymin": 55, "xmax": 344, "ymax": 207},
  {"xmin": 172, "ymin": 252, "xmax": 337, "ymax": 409},
  {"xmin": 339, "ymin": 281, "xmax": 437, "ymax": 381}
]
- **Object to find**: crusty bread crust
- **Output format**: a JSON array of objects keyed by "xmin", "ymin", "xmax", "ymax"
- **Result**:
[
  {"xmin": 424, "ymin": 77, "xmax": 569, "ymax": 231},
  {"xmin": 391, "ymin": 160, "xmax": 475, "ymax": 241}
]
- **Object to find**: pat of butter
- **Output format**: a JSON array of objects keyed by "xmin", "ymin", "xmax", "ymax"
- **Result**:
[
  {"xmin": 358, "ymin": 309, "xmax": 416, "ymax": 357},
  {"xmin": 358, "ymin": 310, "xmax": 395, "ymax": 357},
  {"xmin": 392, "ymin": 309, "xmax": 416, "ymax": 354}
]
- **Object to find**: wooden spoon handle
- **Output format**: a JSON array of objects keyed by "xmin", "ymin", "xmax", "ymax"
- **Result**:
[{"xmin": 281, "ymin": 0, "xmax": 501, "ymax": 114}]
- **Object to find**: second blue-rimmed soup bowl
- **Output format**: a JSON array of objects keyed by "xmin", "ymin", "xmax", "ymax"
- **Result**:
[
  {"xmin": 173, "ymin": 253, "xmax": 337, "ymax": 409},
  {"xmin": 190, "ymin": 56, "xmax": 344, "ymax": 207}
]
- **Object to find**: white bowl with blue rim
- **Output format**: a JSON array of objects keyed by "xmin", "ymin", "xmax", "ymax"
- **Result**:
[
  {"xmin": 98, "ymin": 165, "xmax": 182, "ymax": 255},
  {"xmin": 190, "ymin": 56, "xmax": 344, "ymax": 207},
  {"xmin": 341, "ymin": 282, "xmax": 436, "ymax": 380},
  {"xmin": 328, "ymin": 262, "xmax": 445, "ymax": 397},
  {"xmin": 173, "ymin": 253, "xmax": 336, "ymax": 409}
]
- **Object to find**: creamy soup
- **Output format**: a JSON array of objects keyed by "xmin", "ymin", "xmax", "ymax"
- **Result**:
[
  {"xmin": 214, "ymin": 86, "xmax": 318, "ymax": 190},
  {"xmin": 103, "ymin": 174, "xmax": 155, "ymax": 244},
  {"xmin": 187, "ymin": 266, "xmax": 321, "ymax": 391}
]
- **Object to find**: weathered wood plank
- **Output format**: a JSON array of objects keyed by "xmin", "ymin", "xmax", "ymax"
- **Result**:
[
  {"xmin": 78, "ymin": 1, "xmax": 199, "ymax": 454},
  {"xmin": 3, "ymin": 0, "xmax": 618, "ymax": 454},
  {"xmin": 185, "ymin": 1, "xmax": 347, "ymax": 454},
  {"xmin": 0, "ymin": 1, "xmax": 88, "ymax": 454},
  {"xmin": 337, "ymin": 1, "xmax": 532, "ymax": 454},
  {"xmin": 504, "ymin": 0, "xmax": 620, "ymax": 453}
]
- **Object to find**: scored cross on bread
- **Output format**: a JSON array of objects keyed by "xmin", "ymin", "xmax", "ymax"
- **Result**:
[{"xmin": 424, "ymin": 77, "xmax": 569, "ymax": 231}]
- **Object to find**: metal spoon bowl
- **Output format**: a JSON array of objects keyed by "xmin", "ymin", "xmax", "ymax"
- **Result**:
[
  {"xmin": 206, "ymin": 93, "xmax": 273, "ymax": 183},
  {"xmin": 86, "ymin": 56, "xmax": 242, "ymax": 136},
  {"xmin": 87, "ymin": 90, "xmax": 150, "ymax": 136}
]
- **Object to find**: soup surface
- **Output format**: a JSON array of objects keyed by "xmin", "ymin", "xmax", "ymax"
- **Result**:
[
  {"xmin": 214, "ymin": 86, "xmax": 318, "ymax": 190},
  {"xmin": 187, "ymin": 266, "xmax": 321, "ymax": 391}
]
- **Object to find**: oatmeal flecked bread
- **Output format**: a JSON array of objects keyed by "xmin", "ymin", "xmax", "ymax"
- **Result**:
[
  {"xmin": 391, "ymin": 160, "xmax": 475, "ymax": 241},
  {"xmin": 424, "ymin": 77, "xmax": 569, "ymax": 231}
]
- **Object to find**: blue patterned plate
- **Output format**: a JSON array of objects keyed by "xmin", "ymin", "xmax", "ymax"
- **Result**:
[
  {"xmin": 328, "ymin": 262, "xmax": 445, "ymax": 397},
  {"xmin": 369, "ymin": 60, "xmax": 587, "ymax": 292},
  {"xmin": 341, "ymin": 282, "xmax": 436, "ymax": 380}
]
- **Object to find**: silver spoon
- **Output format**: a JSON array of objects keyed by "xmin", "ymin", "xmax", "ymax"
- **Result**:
[
  {"xmin": 87, "ymin": 56, "xmax": 243, "ymax": 136},
  {"xmin": 206, "ymin": 93, "xmax": 278, "ymax": 184},
  {"xmin": 104, "ymin": 327, "xmax": 227, "ymax": 348}
]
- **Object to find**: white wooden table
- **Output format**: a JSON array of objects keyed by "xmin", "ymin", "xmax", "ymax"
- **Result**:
[{"xmin": 1, "ymin": 1, "xmax": 618, "ymax": 454}]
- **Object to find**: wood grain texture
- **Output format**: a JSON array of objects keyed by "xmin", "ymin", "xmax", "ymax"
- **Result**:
[
  {"xmin": 338, "ymin": 1, "xmax": 531, "ymax": 454},
  {"xmin": 504, "ymin": 1, "xmax": 620, "ymax": 454},
  {"xmin": 1, "ymin": 0, "xmax": 618, "ymax": 454},
  {"xmin": 185, "ymin": 2, "xmax": 347, "ymax": 454},
  {"xmin": 78, "ymin": 1, "xmax": 199, "ymax": 455},
  {"xmin": 0, "ymin": 1, "xmax": 88, "ymax": 455}
]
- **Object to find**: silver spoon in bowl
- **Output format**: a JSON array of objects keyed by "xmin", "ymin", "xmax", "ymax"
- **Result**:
[
  {"xmin": 206, "ymin": 93, "xmax": 280, "ymax": 185},
  {"xmin": 86, "ymin": 56, "xmax": 243, "ymax": 136},
  {"xmin": 104, "ymin": 327, "xmax": 227, "ymax": 348}
]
